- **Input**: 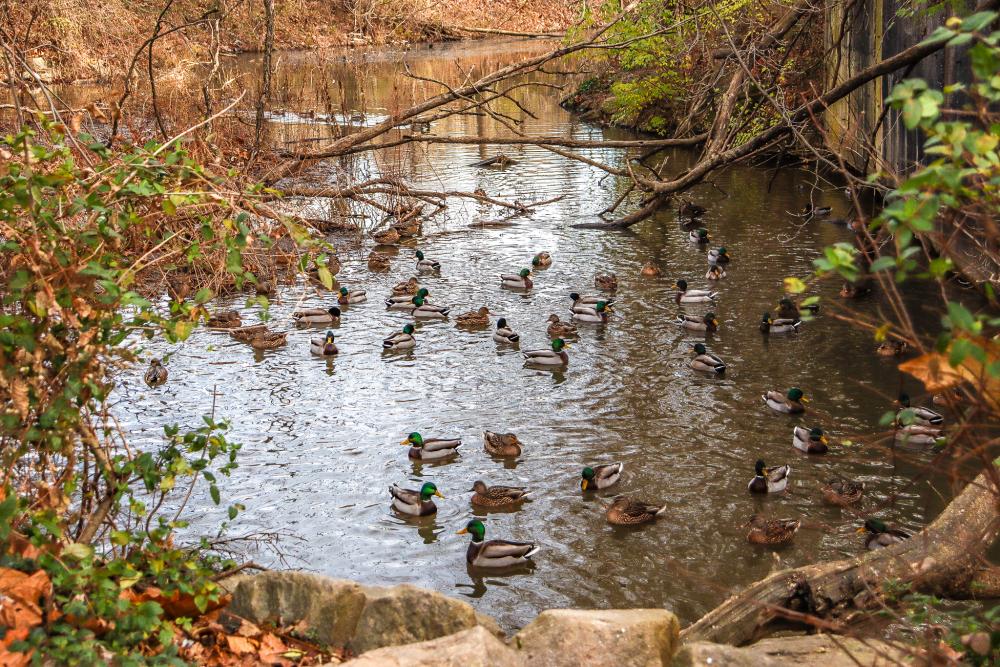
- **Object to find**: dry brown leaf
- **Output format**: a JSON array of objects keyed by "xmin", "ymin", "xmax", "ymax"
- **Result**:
[
  {"xmin": 898, "ymin": 353, "xmax": 965, "ymax": 393},
  {"xmin": 224, "ymin": 635, "xmax": 256, "ymax": 655},
  {"xmin": 235, "ymin": 618, "xmax": 262, "ymax": 638},
  {"xmin": 9, "ymin": 380, "xmax": 29, "ymax": 418}
]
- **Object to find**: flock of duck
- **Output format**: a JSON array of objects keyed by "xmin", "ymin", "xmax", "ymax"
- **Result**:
[{"xmin": 141, "ymin": 200, "xmax": 942, "ymax": 567}]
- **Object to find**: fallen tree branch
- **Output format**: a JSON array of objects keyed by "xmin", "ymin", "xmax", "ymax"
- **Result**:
[{"xmin": 453, "ymin": 25, "xmax": 565, "ymax": 38}]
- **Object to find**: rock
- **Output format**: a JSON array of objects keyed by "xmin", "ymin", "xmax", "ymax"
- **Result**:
[
  {"xmin": 229, "ymin": 572, "xmax": 366, "ymax": 648},
  {"xmin": 512, "ymin": 608, "xmax": 679, "ymax": 667},
  {"xmin": 673, "ymin": 635, "xmax": 908, "ymax": 666},
  {"xmin": 346, "ymin": 626, "xmax": 522, "ymax": 666},
  {"xmin": 347, "ymin": 584, "xmax": 479, "ymax": 654},
  {"xmin": 475, "ymin": 611, "xmax": 505, "ymax": 639}
]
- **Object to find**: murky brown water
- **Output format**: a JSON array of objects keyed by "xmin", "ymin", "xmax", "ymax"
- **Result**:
[{"xmin": 115, "ymin": 39, "xmax": 955, "ymax": 631}]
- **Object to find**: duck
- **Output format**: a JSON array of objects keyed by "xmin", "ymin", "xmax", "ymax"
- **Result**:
[
  {"xmin": 402, "ymin": 432, "xmax": 460, "ymax": 460},
  {"xmin": 640, "ymin": 261, "xmax": 661, "ymax": 277},
  {"xmin": 415, "ymin": 250, "xmax": 440, "ymax": 273},
  {"xmin": 594, "ymin": 274, "xmax": 618, "ymax": 291},
  {"xmin": 392, "ymin": 277, "xmax": 420, "ymax": 296},
  {"xmin": 690, "ymin": 343, "xmax": 725, "ymax": 374},
  {"xmin": 368, "ymin": 251, "xmax": 391, "ymax": 271},
  {"xmin": 383, "ymin": 323, "xmax": 416, "ymax": 350},
  {"xmin": 483, "ymin": 431, "xmax": 522, "ymax": 457},
  {"xmin": 706, "ymin": 265, "xmax": 726, "ymax": 280},
  {"xmin": 745, "ymin": 515, "xmax": 801, "ymax": 545},
  {"xmin": 569, "ymin": 292, "xmax": 614, "ymax": 308},
  {"xmin": 580, "ymin": 462, "xmax": 623, "ymax": 491},
  {"xmin": 390, "ymin": 482, "xmax": 443, "ymax": 516},
  {"xmin": 763, "ymin": 387, "xmax": 808, "ymax": 413},
  {"xmin": 932, "ymin": 389, "xmax": 963, "ymax": 407},
  {"xmin": 458, "ymin": 519, "xmax": 538, "ymax": 568},
  {"xmin": 821, "ymin": 478, "xmax": 864, "ymax": 506},
  {"xmin": 531, "ymin": 252, "xmax": 552, "ymax": 268},
  {"xmin": 689, "ymin": 228, "xmax": 711, "ymax": 244},
  {"xmin": 310, "ymin": 330, "xmax": 338, "ymax": 356},
  {"xmin": 409, "ymin": 296, "xmax": 449, "ymax": 319},
  {"xmin": 673, "ymin": 279, "xmax": 718, "ymax": 303},
  {"xmin": 894, "ymin": 424, "xmax": 943, "ymax": 446},
  {"xmin": 792, "ymin": 426, "xmax": 828, "ymax": 454},
  {"xmin": 249, "ymin": 330, "xmax": 287, "ymax": 350},
  {"xmin": 747, "ymin": 459, "xmax": 791, "ymax": 493},
  {"xmin": 678, "ymin": 199, "xmax": 706, "ymax": 219},
  {"xmin": 206, "ymin": 310, "xmax": 241, "ymax": 328},
  {"xmin": 876, "ymin": 340, "xmax": 908, "ymax": 356},
  {"xmin": 802, "ymin": 203, "xmax": 833, "ymax": 217},
  {"xmin": 500, "ymin": 268, "xmax": 533, "ymax": 289},
  {"xmin": 896, "ymin": 393, "xmax": 943, "ymax": 426},
  {"xmin": 393, "ymin": 218, "xmax": 422, "ymax": 237},
  {"xmin": 858, "ymin": 518, "xmax": 910, "ymax": 550},
  {"xmin": 470, "ymin": 481, "xmax": 530, "ymax": 507},
  {"xmin": 456, "ymin": 307, "xmax": 491, "ymax": 327},
  {"xmin": 840, "ymin": 279, "xmax": 873, "ymax": 298},
  {"xmin": 373, "ymin": 227, "xmax": 401, "ymax": 245},
  {"xmin": 144, "ymin": 359, "xmax": 168, "ymax": 387},
  {"xmin": 387, "ymin": 288, "xmax": 430, "ymax": 309},
  {"xmin": 675, "ymin": 312, "xmax": 719, "ymax": 333},
  {"xmin": 606, "ymin": 496, "xmax": 667, "ymax": 525},
  {"xmin": 293, "ymin": 306, "xmax": 341, "ymax": 325},
  {"xmin": 546, "ymin": 314, "xmax": 578, "ymax": 338},
  {"xmin": 229, "ymin": 323, "xmax": 268, "ymax": 343},
  {"xmin": 760, "ymin": 312, "xmax": 800, "ymax": 334},
  {"xmin": 338, "ymin": 286, "xmax": 367, "ymax": 305},
  {"xmin": 572, "ymin": 300, "xmax": 612, "ymax": 323},
  {"xmin": 707, "ymin": 247, "xmax": 731, "ymax": 265},
  {"xmin": 523, "ymin": 338, "xmax": 569, "ymax": 366},
  {"xmin": 776, "ymin": 298, "xmax": 802, "ymax": 320},
  {"xmin": 493, "ymin": 318, "xmax": 520, "ymax": 344}
]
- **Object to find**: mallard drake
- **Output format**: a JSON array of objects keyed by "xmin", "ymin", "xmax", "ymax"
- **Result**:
[
  {"xmin": 745, "ymin": 515, "xmax": 800, "ymax": 545},
  {"xmin": 483, "ymin": 431, "xmax": 522, "ymax": 457},
  {"xmin": 705, "ymin": 265, "xmax": 726, "ymax": 280},
  {"xmin": 523, "ymin": 338, "xmax": 569, "ymax": 366},
  {"xmin": 876, "ymin": 340, "xmax": 908, "ymax": 356},
  {"xmin": 821, "ymin": 478, "xmax": 864, "ymax": 506},
  {"xmin": 896, "ymin": 393, "xmax": 943, "ymax": 426},
  {"xmin": 207, "ymin": 310, "xmax": 241, "ymax": 328},
  {"xmin": 338, "ymin": 286, "xmax": 367, "ymax": 305},
  {"xmin": 675, "ymin": 312, "xmax": 719, "ymax": 333},
  {"xmin": 500, "ymin": 268, "xmax": 533, "ymax": 289},
  {"xmin": 763, "ymin": 387, "xmax": 808, "ymax": 413},
  {"xmin": 546, "ymin": 314, "xmax": 578, "ymax": 338},
  {"xmin": 707, "ymin": 247, "xmax": 730, "ymax": 265},
  {"xmin": 571, "ymin": 300, "xmax": 612, "ymax": 323},
  {"xmin": 402, "ymin": 432, "xmax": 460, "ymax": 460},
  {"xmin": 368, "ymin": 251, "xmax": 391, "ymax": 272},
  {"xmin": 840, "ymin": 279, "xmax": 873, "ymax": 298},
  {"xmin": 456, "ymin": 306, "xmax": 491, "ymax": 328},
  {"xmin": 310, "ymin": 330, "xmax": 338, "ymax": 356},
  {"xmin": 690, "ymin": 343, "xmax": 725, "ymax": 374},
  {"xmin": 776, "ymin": 298, "xmax": 801, "ymax": 320},
  {"xmin": 458, "ymin": 519, "xmax": 538, "ymax": 568},
  {"xmin": 470, "ymin": 481, "xmax": 530, "ymax": 507},
  {"xmin": 373, "ymin": 227, "xmax": 401, "ymax": 245},
  {"xmin": 249, "ymin": 330, "xmax": 287, "ymax": 350},
  {"xmin": 293, "ymin": 306, "xmax": 341, "ymax": 325},
  {"xmin": 390, "ymin": 482, "xmax": 443, "ymax": 516},
  {"xmin": 493, "ymin": 318, "xmax": 519, "ymax": 343},
  {"xmin": 858, "ymin": 518, "xmax": 910, "ymax": 550},
  {"xmin": 594, "ymin": 274, "xmax": 618, "ymax": 291},
  {"xmin": 383, "ymin": 323, "xmax": 416, "ymax": 350},
  {"xmin": 386, "ymin": 288, "xmax": 429, "ymax": 309},
  {"xmin": 606, "ymin": 495, "xmax": 666, "ymax": 525},
  {"xmin": 229, "ymin": 323, "xmax": 268, "ymax": 343},
  {"xmin": 415, "ymin": 250, "xmax": 440, "ymax": 273},
  {"xmin": 569, "ymin": 292, "xmax": 614, "ymax": 308},
  {"xmin": 640, "ymin": 261, "xmax": 661, "ymax": 277},
  {"xmin": 760, "ymin": 312, "xmax": 800, "ymax": 334},
  {"xmin": 532, "ymin": 252, "xmax": 552, "ymax": 268},
  {"xmin": 689, "ymin": 228, "xmax": 711, "ymax": 244},
  {"xmin": 793, "ymin": 426, "xmax": 828, "ymax": 454},
  {"xmin": 392, "ymin": 277, "xmax": 420, "ymax": 296},
  {"xmin": 673, "ymin": 279, "xmax": 717, "ymax": 303},
  {"xmin": 144, "ymin": 359, "xmax": 168, "ymax": 387},
  {"xmin": 409, "ymin": 296, "xmax": 449, "ymax": 319},
  {"xmin": 894, "ymin": 424, "xmax": 943, "ymax": 446},
  {"xmin": 747, "ymin": 459, "xmax": 791, "ymax": 493},
  {"xmin": 802, "ymin": 204, "xmax": 832, "ymax": 217},
  {"xmin": 678, "ymin": 199, "xmax": 706, "ymax": 219},
  {"xmin": 580, "ymin": 462, "xmax": 623, "ymax": 491}
]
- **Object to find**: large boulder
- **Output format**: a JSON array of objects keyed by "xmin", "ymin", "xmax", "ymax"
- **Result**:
[
  {"xmin": 346, "ymin": 626, "xmax": 523, "ymax": 666},
  {"xmin": 673, "ymin": 635, "xmax": 908, "ymax": 666},
  {"xmin": 347, "ymin": 584, "xmax": 480, "ymax": 654},
  {"xmin": 512, "ymin": 608, "xmax": 680, "ymax": 667}
]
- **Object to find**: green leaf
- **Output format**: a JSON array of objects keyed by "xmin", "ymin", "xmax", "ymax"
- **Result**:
[
  {"xmin": 961, "ymin": 11, "xmax": 998, "ymax": 32},
  {"xmin": 210, "ymin": 484, "xmax": 220, "ymax": 505},
  {"xmin": 783, "ymin": 276, "xmax": 806, "ymax": 294},
  {"xmin": 317, "ymin": 266, "xmax": 334, "ymax": 291},
  {"xmin": 62, "ymin": 543, "xmax": 94, "ymax": 560},
  {"xmin": 870, "ymin": 256, "xmax": 897, "ymax": 272}
]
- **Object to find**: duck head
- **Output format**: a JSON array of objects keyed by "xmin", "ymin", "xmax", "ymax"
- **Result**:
[
  {"xmin": 420, "ymin": 482, "xmax": 444, "ymax": 500},
  {"xmin": 458, "ymin": 518, "xmax": 486, "ymax": 542}
]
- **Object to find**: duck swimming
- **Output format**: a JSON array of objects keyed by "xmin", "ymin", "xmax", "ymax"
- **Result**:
[
  {"xmin": 640, "ymin": 261, "xmax": 661, "ymax": 277},
  {"xmin": 707, "ymin": 247, "xmax": 730, "ymax": 265},
  {"xmin": 392, "ymin": 277, "xmax": 420, "ymax": 296},
  {"xmin": 310, "ymin": 330, "xmax": 338, "ymax": 356},
  {"xmin": 338, "ymin": 286, "xmax": 367, "ymax": 304},
  {"xmin": 500, "ymin": 268, "xmax": 533, "ymax": 289},
  {"xmin": 581, "ymin": 462, "xmax": 623, "ymax": 491},
  {"xmin": 383, "ymin": 324, "xmax": 416, "ymax": 350},
  {"xmin": 821, "ymin": 478, "xmax": 864, "ymax": 506},
  {"xmin": 415, "ymin": 250, "xmax": 440, "ymax": 273},
  {"xmin": 532, "ymin": 252, "xmax": 552, "ymax": 268},
  {"xmin": 572, "ymin": 300, "xmax": 612, "ymax": 323},
  {"xmin": 606, "ymin": 496, "xmax": 666, "ymax": 525},
  {"xmin": 546, "ymin": 314, "xmax": 578, "ymax": 338},
  {"xmin": 458, "ymin": 519, "xmax": 538, "ymax": 568},
  {"xmin": 594, "ymin": 274, "xmax": 618, "ymax": 291},
  {"xmin": 387, "ymin": 288, "xmax": 429, "ymax": 309},
  {"xmin": 456, "ymin": 306, "xmax": 491, "ymax": 327},
  {"xmin": 747, "ymin": 459, "xmax": 790, "ymax": 493},
  {"xmin": 690, "ymin": 343, "xmax": 725, "ymax": 374},
  {"xmin": 390, "ymin": 482, "xmax": 443, "ymax": 516},
  {"xmin": 745, "ymin": 515, "xmax": 800, "ymax": 545},
  {"xmin": 858, "ymin": 518, "xmax": 910, "ymax": 550},
  {"xmin": 792, "ymin": 426, "xmax": 828, "ymax": 454},
  {"xmin": 896, "ymin": 393, "xmax": 943, "ymax": 426},
  {"xmin": 409, "ymin": 296, "xmax": 449, "ymax": 319},
  {"xmin": 705, "ymin": 265, "xmax": 726, "ymax": 280},
  {"xmin": 493, "ymin": 318, "xmax": 520, "ymax": 343},
  {"xmin": 483, "ymin": 431, "xmax": 522, "ymax": 457},
  {"xmin": 763, "ymin": 387, "xmax": 808, "ymax": 413},
  {"xmin": 144, "ymin": 359, "xmax": 168, "ymax": 387},
  {"xmin": 402, "ymin": 432, "xmax": 461, "ymax": 460},
  {"xmin": 689, "ymin": 228, "xmax": 711, "ymax": 244},
  {"xmin": 760, "ymin": 312, "xmax": 800, "ymax": 334},
  {"xmin": 523, "ymin": 338, "xmax": 569, "ymax": 366},
  {"xmin": 675, "ymin": 312, "xmax": 719, "ymax": 333},
  {"xmin": 470, "ymin": 481, "xmax": 530, "ymax": 507},
  {"xmin": 673, "ymin": 279, "xmax": 718, "ymax": 303},
  {"xmin": 294, "ymin": 306, "xmax": 341, "ymax": 325}
]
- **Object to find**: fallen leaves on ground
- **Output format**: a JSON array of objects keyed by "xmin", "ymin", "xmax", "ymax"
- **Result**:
[{"xmin": 0, "ymin": 567, "xmax": 54, "ymax": 666}]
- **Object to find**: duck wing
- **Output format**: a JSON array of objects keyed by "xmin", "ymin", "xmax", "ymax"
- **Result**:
[
  {"xmin": 422, "ymin": 438, "xmax": 461, "ymax": 452},
  {"xmin": 479, "ymin": 539, "xmax": 538, "ymax": 559},
  {"xmin": 768, "ymin": 465, "xmax": 791, "ymax": 484},
  {"xmin": 389, "ymin": 484, "xmax": 420, "ymax": 505},
  {"xmin": 294, "ymin": 308, "xmax": 328, "ymax": 317},
  {"xmin": 484, "ymin": 485, "xmax": 530, "ymax": 501},
  {"xmin": 595, "ymin": 462, "xmax": 623, "ymax": 482}
]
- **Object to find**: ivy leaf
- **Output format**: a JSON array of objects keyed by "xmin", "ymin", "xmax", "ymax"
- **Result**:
[
  {"xmin": 783, "ymin": 276, "xmax": 806, "ymax": 294},
  {"xmin": 210, "ymin": 484, "xmax": 220, "ymax": 505}
]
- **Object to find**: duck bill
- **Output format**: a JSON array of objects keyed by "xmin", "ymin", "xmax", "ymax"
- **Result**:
[
  {"xmin": 821, "ymin": 436, "xmax": 829, "ymax": 445},
  {"xmin": 456, "ymin": 528, "xmax": 468, "ymax": 535},
  {"xmin": 855, "ymin": 526, "xmax": 867, "ymax": 534},
  {"xmin": 434, "ymin": 491, "xmax": 445, "ymax": 499},
  {"xmin": 580, "ymin": 479, "xmax": 588, "ymax": 491},
  {"xmin": 400, "ymin": 438, "xmax": 411, "ymax": 445},
  {"xmin": 801, "ymin": 397, "xmax": 810, "ymax": 403}
]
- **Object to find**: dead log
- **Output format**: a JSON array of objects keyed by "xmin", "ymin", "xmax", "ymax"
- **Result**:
[{"xmin": 683, "ymin": 469, "xmax": 1000, "ymax": 646}]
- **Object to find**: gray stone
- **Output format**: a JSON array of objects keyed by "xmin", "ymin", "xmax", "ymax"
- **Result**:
[
  {"xmin": 347, "ymin": 626, "xmax": 522, "ymax": 666},
  {"xmin": 229, "ymin": 571, "xmax": 366, "ymax": 648},
  {"xmin": 513, "ymin": 608, "xmax": 680, "ymax": 667},
  {"xmin": 476, "ymin": 611, "xmax": 505, "ymax": 638},
  {"xmin": 348, "ymin": 583, "xmax": 480, "ymax": 654},
  {"xmin": 673, "ymin": 635, "xmax": 908, "ymax": 666}
]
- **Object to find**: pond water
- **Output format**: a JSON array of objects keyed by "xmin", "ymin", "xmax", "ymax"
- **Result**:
[{"xmin": 115, "ymin": 39, "xmax": 954, "ymax": 631}]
